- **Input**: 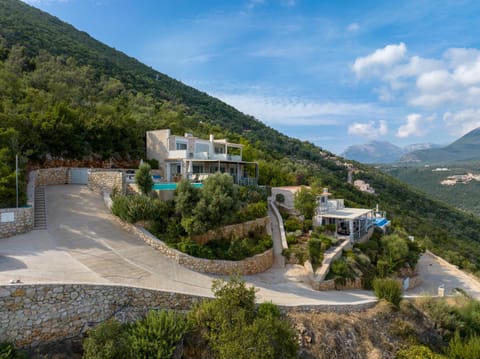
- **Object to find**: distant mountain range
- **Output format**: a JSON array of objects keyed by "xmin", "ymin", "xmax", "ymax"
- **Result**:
[
  {"xmin": 342, "ymin": 141, "xmax": 440, "ymax": 164},
  {"xmin": 400, "ymin": 127, "xmax": 480, "ymax": 163}
]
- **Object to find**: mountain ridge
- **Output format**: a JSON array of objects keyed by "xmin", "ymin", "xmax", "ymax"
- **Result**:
[
  {"xmin": 342, "ymin": 141, "xmax": 440, "ymax": 164},
  {"xmin": 399, "ymin": 127, "xmax": 480, "ymax": 164}
]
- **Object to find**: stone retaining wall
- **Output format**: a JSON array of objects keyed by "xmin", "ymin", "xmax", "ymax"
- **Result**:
[
  {"xmin": 35, "ymin": 168, "xmax": 69, "ymax": 186},
  {"xmin": 88, "ymin": 170, "xmax": 124, "ymax": 194},
  {"xmin": 191, "ymin": 217, "xmax": 270, "ymax": 244},
  {"xmin": 312, "ymin": 278, "xmax": 364, "ymax": 291},
  {"xmin": 0, "ymin": 283, "xmax": 377, "ymax": 349},
  {"xmin": 0, "ymin": 284, "xmax": 207, "ymax": 348},
  {"xmin": 112, "ymin": 215, "xmax": 274, "ymax": 275},
  {"xmin": 0, "ymin": 207, "xmax": 34, "ymax": 239}
]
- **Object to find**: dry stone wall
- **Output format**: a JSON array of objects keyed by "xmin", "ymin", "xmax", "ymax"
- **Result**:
[
  {"xmin": 0, "ymin": 207, "xmax": 34, "ymax": 239},
  {"xmin": 0, "ymin": 283, "xmax": 376, "ymax": 349},
  {"xmin": 111, "ymin": 215, "xmax": 274, "ymax": 275},
  {"xmin": 88, "ymin": 170, "xmax": 124, "ymax": 194},
  {"xmin": 191, "ymin": 217, "xmax": 270, "ymax": 244},
  {"xmin": 35, "ymin": 168, "xmax": 69, "ymax": 186},
  {"xmin": 0, "ymin": 284, "xmax": 207, "ymax": 348}
]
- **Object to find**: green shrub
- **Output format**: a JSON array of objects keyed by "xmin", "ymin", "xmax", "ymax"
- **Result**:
[
  {"xmin": 396, "ymin": 345, "xmax": 446, "ymax": 359},
  {"xmin": 303, "ymin": 219, "xmax": 313, "ymax": 231},
  {"xmin": 389, "ymin": 319, "xmax": 416, "ymax": 340},
  {"xmin": 372, "ymin": 277, "xmax": 403, "ymax": 307},
  {"xmin": 447, "ymin": 331, "xmax": 480, "ymax": 359},
  {"xmin": 111, "ymin": 195, "xmax": 165, "ymax": 223},
  {"xmin": 188, "ymin": 277, "xmax": 298, "ymax": 359},
  {"xmin": 0, "ymin": 343, "xmax": 27, "ymax": 359},
  {"xmin": 308, "ymin": 238, "xmax": 324, "ymax": 270},
  {"xmin": 237, "ymin": 201, "xmax": 267, "ymax": 222},
  {"xmin": 83, "ymin": 319, "xmax": 131, "ymax": 359},
  {"xmin": 376, "ymin": 259, "xmax": 389, "ymax": 278},
  {"xmin": 174, "ymin": 238, "xmax": 215, "ymax": 259},
  {"xmin": 128, "ymin": 310, "xmax": 189, "ymax": 359},
  {"xmin": 284, "ymin": 217, "xmax": 303, "ymax": 232},
  {"xmin": 282, "ymin": 248, "xmax": 292, "ymax": 259},
  {"xmin": 286, "ymin": 234, "xmax": 298, "ymax": 245},
  {"xmin": 293, "ymin": 247, "xmax": 307, "ymax": 265},
  {"xmin": 135, "ymin": 163, "xmax": 153, "ymax": 196},
  {"xmin": 320, "ymin": 237, "xmax": 332, "ymax": 251},
  {"xmin": 257, "ymin": 302, "xmax": 280, "ymax": 319},
  {"xmin": 146, "ymin": 158, "xmax": 159, "ymax": 169},
  {"xmin": 275, "ymin": 193, "xmax": 285, "ymax": 203}
]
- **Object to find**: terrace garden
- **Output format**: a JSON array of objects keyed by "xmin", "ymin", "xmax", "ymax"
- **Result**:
[{"xmin": 111, "ymin": 171, "xmax": 271, "ymax": 260}]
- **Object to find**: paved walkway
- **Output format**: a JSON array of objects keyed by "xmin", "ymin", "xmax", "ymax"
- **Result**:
[{"xmin": 0, "ymin": 185, "xmax": 375, "ymax": 306}]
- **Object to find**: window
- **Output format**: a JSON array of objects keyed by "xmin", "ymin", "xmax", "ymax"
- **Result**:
[
  {"xmin": 214, "ymin": 146, "xmax": 225, "ymax": 154},
  {"xmin": 176, "ymin": 142, "xmax": 187, "ymax": 150},
  {"xmin": 195, "ymin": 143, "xmax": 209, "ymax": 153},
  {"xmin": 192, "ymin": 165, "xmax": 204, "ymax": 174}
]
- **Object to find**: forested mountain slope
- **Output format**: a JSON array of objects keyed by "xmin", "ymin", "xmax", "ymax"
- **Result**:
[{"xmin": 1, "ymin": 0, "xmax": 480, "ymax": 274}]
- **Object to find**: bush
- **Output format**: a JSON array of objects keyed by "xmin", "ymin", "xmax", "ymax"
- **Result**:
[
  {"xmin": 396, "ymin": 345, "xmax": 446, "ymax": 359},
  {"xmin": 447, "ymin": 331, "xmax": 480, "ymax": 359},
  {"xmin": 286, "ymin": 234, "xmax": 298, "ymax": 245},
  {"xmin": 135, "ymin": 163, "xmax": 153, "ymax": 195},
  {"xmin": 284, "ymin": 217, "xmax": 303, "ymax": 232},
  {"xmin": 83, "ymin": 319, "xmax": 131, "ymax": 359},
  {"xmin": 372, "ymin": 277, "xmax": 403, "ymax": 307},
  {"xmin": 275, "ymin": 193, "xmax": 285, "ymax": 203},
  {"xmin": 188, "ymin": 277, "xmax": 298, "ymax": 359},
  {"xmin": 257, "ymin": 302, "xmax": 281, "ymax": 319},
  {"xmin": 308, "ymin": 238, "xmax": 324, "ymax": 270},
  {"xmin": 303, "ymin": 219, "xmax": 313, "ymax": 231},
  {"xmin": 236, "ymin": 201, "xmax": 267, "ymax": 222},
  {"xmin": 128, "ymin": 310, "xmax": 189, "ymax": 359},
  {"xmin": 0, "ymin": 343, "xmax": 27, "ymax": 359},
  {"xmin": 111, "ymin": 195, "xmax": 164, "ymax": 223},
  {"xmin": 146, "ymin": 158, "xmax": 159, "ymax": 169}
]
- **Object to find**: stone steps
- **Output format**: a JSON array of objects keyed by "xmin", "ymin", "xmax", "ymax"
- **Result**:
[{"xmin": 34, "ymin": 186, "xmax": 47, "ymax": 230}]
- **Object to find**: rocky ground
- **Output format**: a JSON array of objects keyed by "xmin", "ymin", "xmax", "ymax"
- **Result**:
[{"xmin": 288, "ymin": 300, "xmax": 445, "ymax": 359}]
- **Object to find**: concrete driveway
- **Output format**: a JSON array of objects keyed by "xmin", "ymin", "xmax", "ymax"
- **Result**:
[{"xmin": 0, "ymin": 185, "xmax": 378, "ymax": 306}]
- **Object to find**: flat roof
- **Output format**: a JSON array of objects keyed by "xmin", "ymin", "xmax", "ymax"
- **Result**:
[
  {"xmin": 321, "ymin": 207, "xmax": 372, "ymax": 220},
  {"xmin": 272, "ymin": 186, "xmax": 311, "ymax": 192}
]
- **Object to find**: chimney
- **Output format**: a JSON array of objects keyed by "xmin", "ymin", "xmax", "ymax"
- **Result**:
[{"xmin": 209, "ymin": 134, "xmax": 214, "ymax": 142}]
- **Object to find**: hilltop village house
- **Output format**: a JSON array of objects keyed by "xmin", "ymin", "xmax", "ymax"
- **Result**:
[
  {"xmin": 272, "ymin": 186, "xmax": 374, "ymax": 243},
  {"xmin": 146, "ymin": 129, "xmax": 259, "ymax": 185}
]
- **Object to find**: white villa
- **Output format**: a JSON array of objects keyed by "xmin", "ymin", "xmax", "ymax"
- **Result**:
[
  {"xmin": 271, "ymin": 186, "xmax": 375, "ymax": 243},
  {"xmin": 146, "ymin": 129, "xmax": 259, "ymax": 185},
  {"xmin": 314, "ymin": 189, "xmax": 374, "ymax": 243}
]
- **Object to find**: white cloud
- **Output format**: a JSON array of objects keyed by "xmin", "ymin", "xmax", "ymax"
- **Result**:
[
  {"xmin": 347, "ymin": 23, "xmax": 360, "ymax": 32},
  {"xmin": 443, "ymin": 109, "xmax": 480, "ymax": 136},
  {"xmin": 213, "ymin": 93, "xmax": 381, "ymax": 126},
  {"xmin": 352, "ymin": 42, "xmax": 407, "ymax": 77},
  {"xmin": 396, "ymin": 113, "xmax": 433, "ymax": 138},
  {"xmin": 347, "ymin": 120, "xmax": 388, "ymax": 138}
]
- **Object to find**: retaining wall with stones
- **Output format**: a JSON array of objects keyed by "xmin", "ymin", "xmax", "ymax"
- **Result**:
[
  {"xmin": 0, "ymin": 207, "xmax": 34, "ymax": 239},
  {"xmin": 88, "ymin": 170, "xmax": 124, "ymax": 194},
  {"xmin": 191, "ymin": 217, "xmax": 270, "ymax": 244},
  {"xmin": 113, "ymin": 215, "xmax": 274, "ymax": 275},
  {"xmin": 35, "ymin": 168, "xmax": 69, "ymax": 186},
  {"xmin": 0, "ymin": 283, "xmax": 207, "ymax": 348},
  {"xmin": 0, "ymin": 283, "xmax": 377, "ymax": 349}
]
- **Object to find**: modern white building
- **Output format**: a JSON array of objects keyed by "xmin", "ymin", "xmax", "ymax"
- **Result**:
[
  {"xmin": 314, "ymin": 188, "xmax": 374, "ymax": 243},
  {"xmin": 146, "ymin": 129, "xmax": 259, "ymax": 184}
]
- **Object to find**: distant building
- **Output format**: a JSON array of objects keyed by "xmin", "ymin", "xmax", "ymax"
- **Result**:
[
  {"xmin": 146, "ymin": 129, "xmax": 258, "ymax": 184},
  {"xmin": 353, "ymin": 180, "xmax": 375, "ymax": 194},
  {"xmin": 271, "ymin": 186, "xmax": 310, "ymax": 214}
]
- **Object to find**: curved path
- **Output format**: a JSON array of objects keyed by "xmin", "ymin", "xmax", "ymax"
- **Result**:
[{"xmin": 0, "ymin": 185, "xmax": 377, "ymax": 305}]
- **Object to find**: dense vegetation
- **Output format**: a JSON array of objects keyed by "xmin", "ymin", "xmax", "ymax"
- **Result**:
[
  {"xmin": 383, "ymin": 163, "xmax": 480, "ymax": 217},
  {"xmin": 112, "ymin": 173, "xmax": 271, "ymax": 260},
  {"xmin": 2, "ymin": 0, "xmax": 480, "ymax": 275},
  {"xmin": 81, "ymin": 277, "xmax": 298, "ymax": 359}
]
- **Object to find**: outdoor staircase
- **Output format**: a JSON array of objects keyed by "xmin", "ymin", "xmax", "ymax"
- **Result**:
[{"xmin": 34, "ymin": 186, "xmax": 47, "ymax": 230}]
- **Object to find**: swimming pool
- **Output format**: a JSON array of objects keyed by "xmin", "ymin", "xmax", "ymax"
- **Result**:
[
  {"xmin": 373, "ymin": 217, "xmax": 390, "ymax": 227},
  {"xmin": 152, "ymin": 182, "xmax": 203, "ymax": 191}
]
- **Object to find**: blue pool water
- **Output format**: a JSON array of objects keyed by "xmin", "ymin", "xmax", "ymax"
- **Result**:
[
  {"xmin": 374, "ymin": 218, "xmax": 390, "ymax": 227},
  {"xmin": 153, "ymin": 182, "xmax": 203, "ymax": 191}
]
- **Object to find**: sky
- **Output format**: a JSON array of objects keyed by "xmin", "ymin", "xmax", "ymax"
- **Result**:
[{"xmin": 21, "ymin": 0, "xmax": 480, "ymax": 155}]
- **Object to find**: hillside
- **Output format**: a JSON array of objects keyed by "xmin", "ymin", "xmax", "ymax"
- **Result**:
[
  {"xmin": 342, "ymin": 141, "xmax": 440, "ymax": 164},
  {"xmin": 400, "ymin": 127, "xmax": 480, "ymax": 163},
  {"xmin": 2, "ymin": 0, "xmax": 480, "ymax": 275},
  {"xmin": 383, "ymin": 162, "xmax": 480, "ymax": 217}
]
